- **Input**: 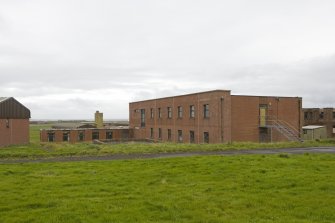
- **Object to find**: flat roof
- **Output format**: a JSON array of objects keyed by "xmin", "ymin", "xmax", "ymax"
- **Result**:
[
  {"xmin": 130, "ymin": 90, "xmax": 230, "ymax": 104},
  {"xmin": 130, "ymin": 89, "xmax": 301, "ymax": 104},
  {"xmin": 303, "ymin": 108, "xmax": 334, "ymax": 110},
  {"xmin": 302, "ymin": 125, "xmax": 325, "ymax": 130},
  {"xmin": 41, "ymin": 126, "xmax": 129, "ymax": 131}
]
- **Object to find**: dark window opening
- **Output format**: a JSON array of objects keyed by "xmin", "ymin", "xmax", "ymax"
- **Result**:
[
  {"xmin": 178, "ymin": 130, "xmax": 183, "ymax": 142},
  {"xmin": 310, "ymin": 112, "xmax": 313, "ymax": 120},
  {"xmin": 78, "ymin": 131, "xmax": 84, "ymax": 141},
  {"xmin": 190, "ymin": 131, "xmax": 195, "ymax": 143},
  {"xmin": 140, "ymin": 109, "xmax": 145, "ymax": 127},
  {"xmin": 92, "ymin": 132, "xmax": 99, "ymax": 140},
  {"xmin": 259, "ymin": 128, "xmax": 269, "ymax": 143},
  {"xmin": 320, "ymin": 112, "xmax": 324, "ymax": 119},
  {"xmin": 333, "ymin": 112, "xmax": 335, "ymax": 119},
  {"xmin": 150, "ymin": 128, "xmax": 154, "ymax": 138},
  {"xmin": 304, "ymin": 112, "xmax": 308, "ymax": 120},
  {"xmin": 303, "ymin": 129, "xmax": 308, "ymax": 134},
  {"xmin": 204, "ymin": 132, "xmax": 209, "ymax": 143},
  {"xmin": 63, "ymin": 132, "xmax": 70, "ymax": 142},
  {"xmin": 47, "ymin": 132, "xmax": 55, "ymax": 142},
  {"xmin": 106, "ymin": 131, "xmax": 113, "ymax": 140},
  {"xmin": 158, "ymin": 128, "xmax": 162, "ymax": 139},
  {"xmin": 168, "ymin": 129, "xmax": 172, "ymax": 141}
]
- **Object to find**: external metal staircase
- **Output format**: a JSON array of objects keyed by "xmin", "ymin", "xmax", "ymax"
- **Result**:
[{"xmin": 265, "ymin": 119, "xmax": 303, "ymax": 142}]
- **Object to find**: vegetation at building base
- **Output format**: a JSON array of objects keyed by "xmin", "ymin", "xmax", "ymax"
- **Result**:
[
  {"xmin": 0, "ymin": 124, "xmax": 335, "ymax": 159},
  {"xmin": 1, "ymin": 154, "xmax": 335, "ymax": 223}
]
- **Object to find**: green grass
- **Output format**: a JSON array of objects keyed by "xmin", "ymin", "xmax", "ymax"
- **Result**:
[
  {"xmin": 0, "ymin": 124, "xmax": 334, "ymax": 159},
  {"xmin": 1, "ymin": 154, "xmax": 335, "ymax": 222}
]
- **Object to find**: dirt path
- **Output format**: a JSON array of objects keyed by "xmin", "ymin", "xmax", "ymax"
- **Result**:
[{"xmin": 1, "ymin": 147, "xmax": 335, "ymax": 164}]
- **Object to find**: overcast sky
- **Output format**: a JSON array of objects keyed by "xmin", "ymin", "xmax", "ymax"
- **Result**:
[{"xmin": 1, "ymin": 0, "xmax": 335, "ymax": 119}]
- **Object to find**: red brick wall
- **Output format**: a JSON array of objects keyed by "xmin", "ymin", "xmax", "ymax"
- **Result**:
[
  {"xmin": 303, "ymin": 108, "xmax": 335, "ymax": 138},
  {"xmin": 130, "ymin": 91, "xmax": 302, "ymax": 143},
  {"xmin": 231, "ymin": 96, "xmax": 260, "ymax": 142},
  {"xmin": 40, "ymin": 128, "xmax": 131, "ymax": 143},
  {"xmin": 129, "ymin": 90, "xmax": 232, "ymax": 143},
  {"xmin": 231, "ymin": 96, "xmax": 302, "ymax": 142},
  {"xmin": 0, "ymin": 119, "xmax": 29, "ymax": 147}
]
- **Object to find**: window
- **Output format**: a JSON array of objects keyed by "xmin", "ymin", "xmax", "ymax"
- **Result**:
[
  {"xmin": 178, "ymin": 130, "xmax": 183, "ymax": 142},
  {"xmin": 158, "ymin": 108, "xmax": 162, "ymax": 118},
  {"xmin": 140, "ymin": 109, "xmax": 145, "ymax": 127},
  {"xmin": 106, "ymin": 131, "xmax": 113, "ymax": 140},
  {"xmin": 203, "ymin": 104, "xmax": 209, "ymax": 118},
  {"xmin": 204, "ymin": 132, "xmax": 209, "ymax": 143},
  {"xmin": 303, "ymin": 129, "xmax": 308, "ymax": 134},
  {"xmin": 150, "ymin": 128, "xmax": 154, "ymax": 138},
  {"xmin": 92, "ymin": 132, "xmax": 99, "ymax": 140},
  {"xmin": 168, "ymin": 129, "xmax": 172, "ymax": 141},
  {"xmin": 158, "ymin": 128, "xmax": 162, "ymax": 139},
  {"xmin": 190, "ymin": 105, "xmax": 195, "ymax": 118},
  {"xmin": 304, "ymin": 112, "xmax": 308, "ymax": 120},
  {"xmin": 47, "ymin": 132, "xmax": 55, "ymax": 142},
  {"xmin": 63, "ymin": 132, "xmax": 70, "ymax": 142},
  {"xmin": 190, "ymin": 131, "xmax": 195, "ymax": 143},
  {"xmin": 167, "ymin": 107, "xmax": 172, "ymax": 119},
  {"xmin": 78, "ymin": 131, "xmax": 84, "ymax": 141},
  {"xmin": 178, "ymin": 106, "xmax": 183, "ymax": 118},
  {"xmin": 333, "ymin": 112, "xmax": 335, "ymax": 119},
  {"xmin": 150, "ymin": 108, "xmax": 154, "ymax": 119},
  {"xmin": 320, "ymin": 112, "xmax": 324, "ymax": 119},
  {"xmin": 333, "ymin": 125, "xmax": 335, "ymax": 134}
]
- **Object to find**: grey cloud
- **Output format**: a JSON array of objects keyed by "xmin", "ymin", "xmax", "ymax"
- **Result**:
[{"xmin": 1, "ymin": 0, "xmax": 335, "ymax": 119}]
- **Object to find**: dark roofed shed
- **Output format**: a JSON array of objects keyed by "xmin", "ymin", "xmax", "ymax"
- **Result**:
[{"xmin": 0, "ymin": 97, "xmax": 31, "ymax": 119}]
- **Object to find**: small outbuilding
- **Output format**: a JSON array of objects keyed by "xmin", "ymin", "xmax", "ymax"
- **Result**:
[
  {"xmin": 302, "ymin": 125, "xmax": 327, "ymax": 141},
  {"xmin": 0, "ymin": 97, "xmax": 31, "ymax": 147}
]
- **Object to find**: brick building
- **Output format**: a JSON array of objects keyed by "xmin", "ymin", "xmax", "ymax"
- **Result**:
[
  {"xmin": 129, "ymin": 90, "xmax": 303, "ymax": 143},
  {"xmin": 0, "ymin": 97, "xmax": 31, "ymax": 147},
  {"xmin": 40, "ymin": 127, "xmax": 132, "ymax": 143},
  {"xmin": 303, "ymin": 108, "xmax": 335, "ymax": 138},
  {"xmin": 40, "ymin": 111, "xmax": 133, "ymax": 143}
]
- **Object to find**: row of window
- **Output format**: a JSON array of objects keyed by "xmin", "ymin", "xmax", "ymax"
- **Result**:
[
  {"xmin": 149, "ymin": 128, "xmax": 209, "ymax": 143},
  {"xmin": 304, "ymin": 111, "xmax": 335, "ymax": 120},
  {"xmin": 47, "ymin": 131, "xmax": 114, "ymax": 142},
  {"xmin": 150, "ymin": 104, "xmax": 209, "ymax": 119},
  {"xmin": 140, "ymin": 104, "xmax": 209, "ymax": 127}
]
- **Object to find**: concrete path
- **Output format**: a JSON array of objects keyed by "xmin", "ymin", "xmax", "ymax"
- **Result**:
[{"xmin": 1, "ymin": 147, "xmax": 335, "ymax": 164}]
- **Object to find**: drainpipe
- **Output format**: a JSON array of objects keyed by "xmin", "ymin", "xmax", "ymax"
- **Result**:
[
  {"xmin": 197, "ymin": 94, "xmax": 200, "ymax": 143},
  {"xmin": 173, "ymin": 97, "xmax": 175, "ymax": 142},
  {"xmin": 220, "ymin": 97, "xmax": 224, "ymax": 143},
  {"xmin": 10, "ymin": 119, "xmax": 13, "ymax": 144}
]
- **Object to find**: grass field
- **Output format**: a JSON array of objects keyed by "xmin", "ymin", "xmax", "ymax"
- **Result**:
[
  {"xmin": 1, "ymin": 153, "xmax": 335, "ymax": 222},
  {"xmin": 0, "ymin": 124, "xmax": 335, "ymax": 159},
  {"xmin": 1, "ymin": 124, "xmax": 335, "ymax": 222}
]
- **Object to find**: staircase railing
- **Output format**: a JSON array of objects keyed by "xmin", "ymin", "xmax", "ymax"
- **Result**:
[{"xmin": 260, "ymin": 116, "xmax": 303, "ymax": 142}]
